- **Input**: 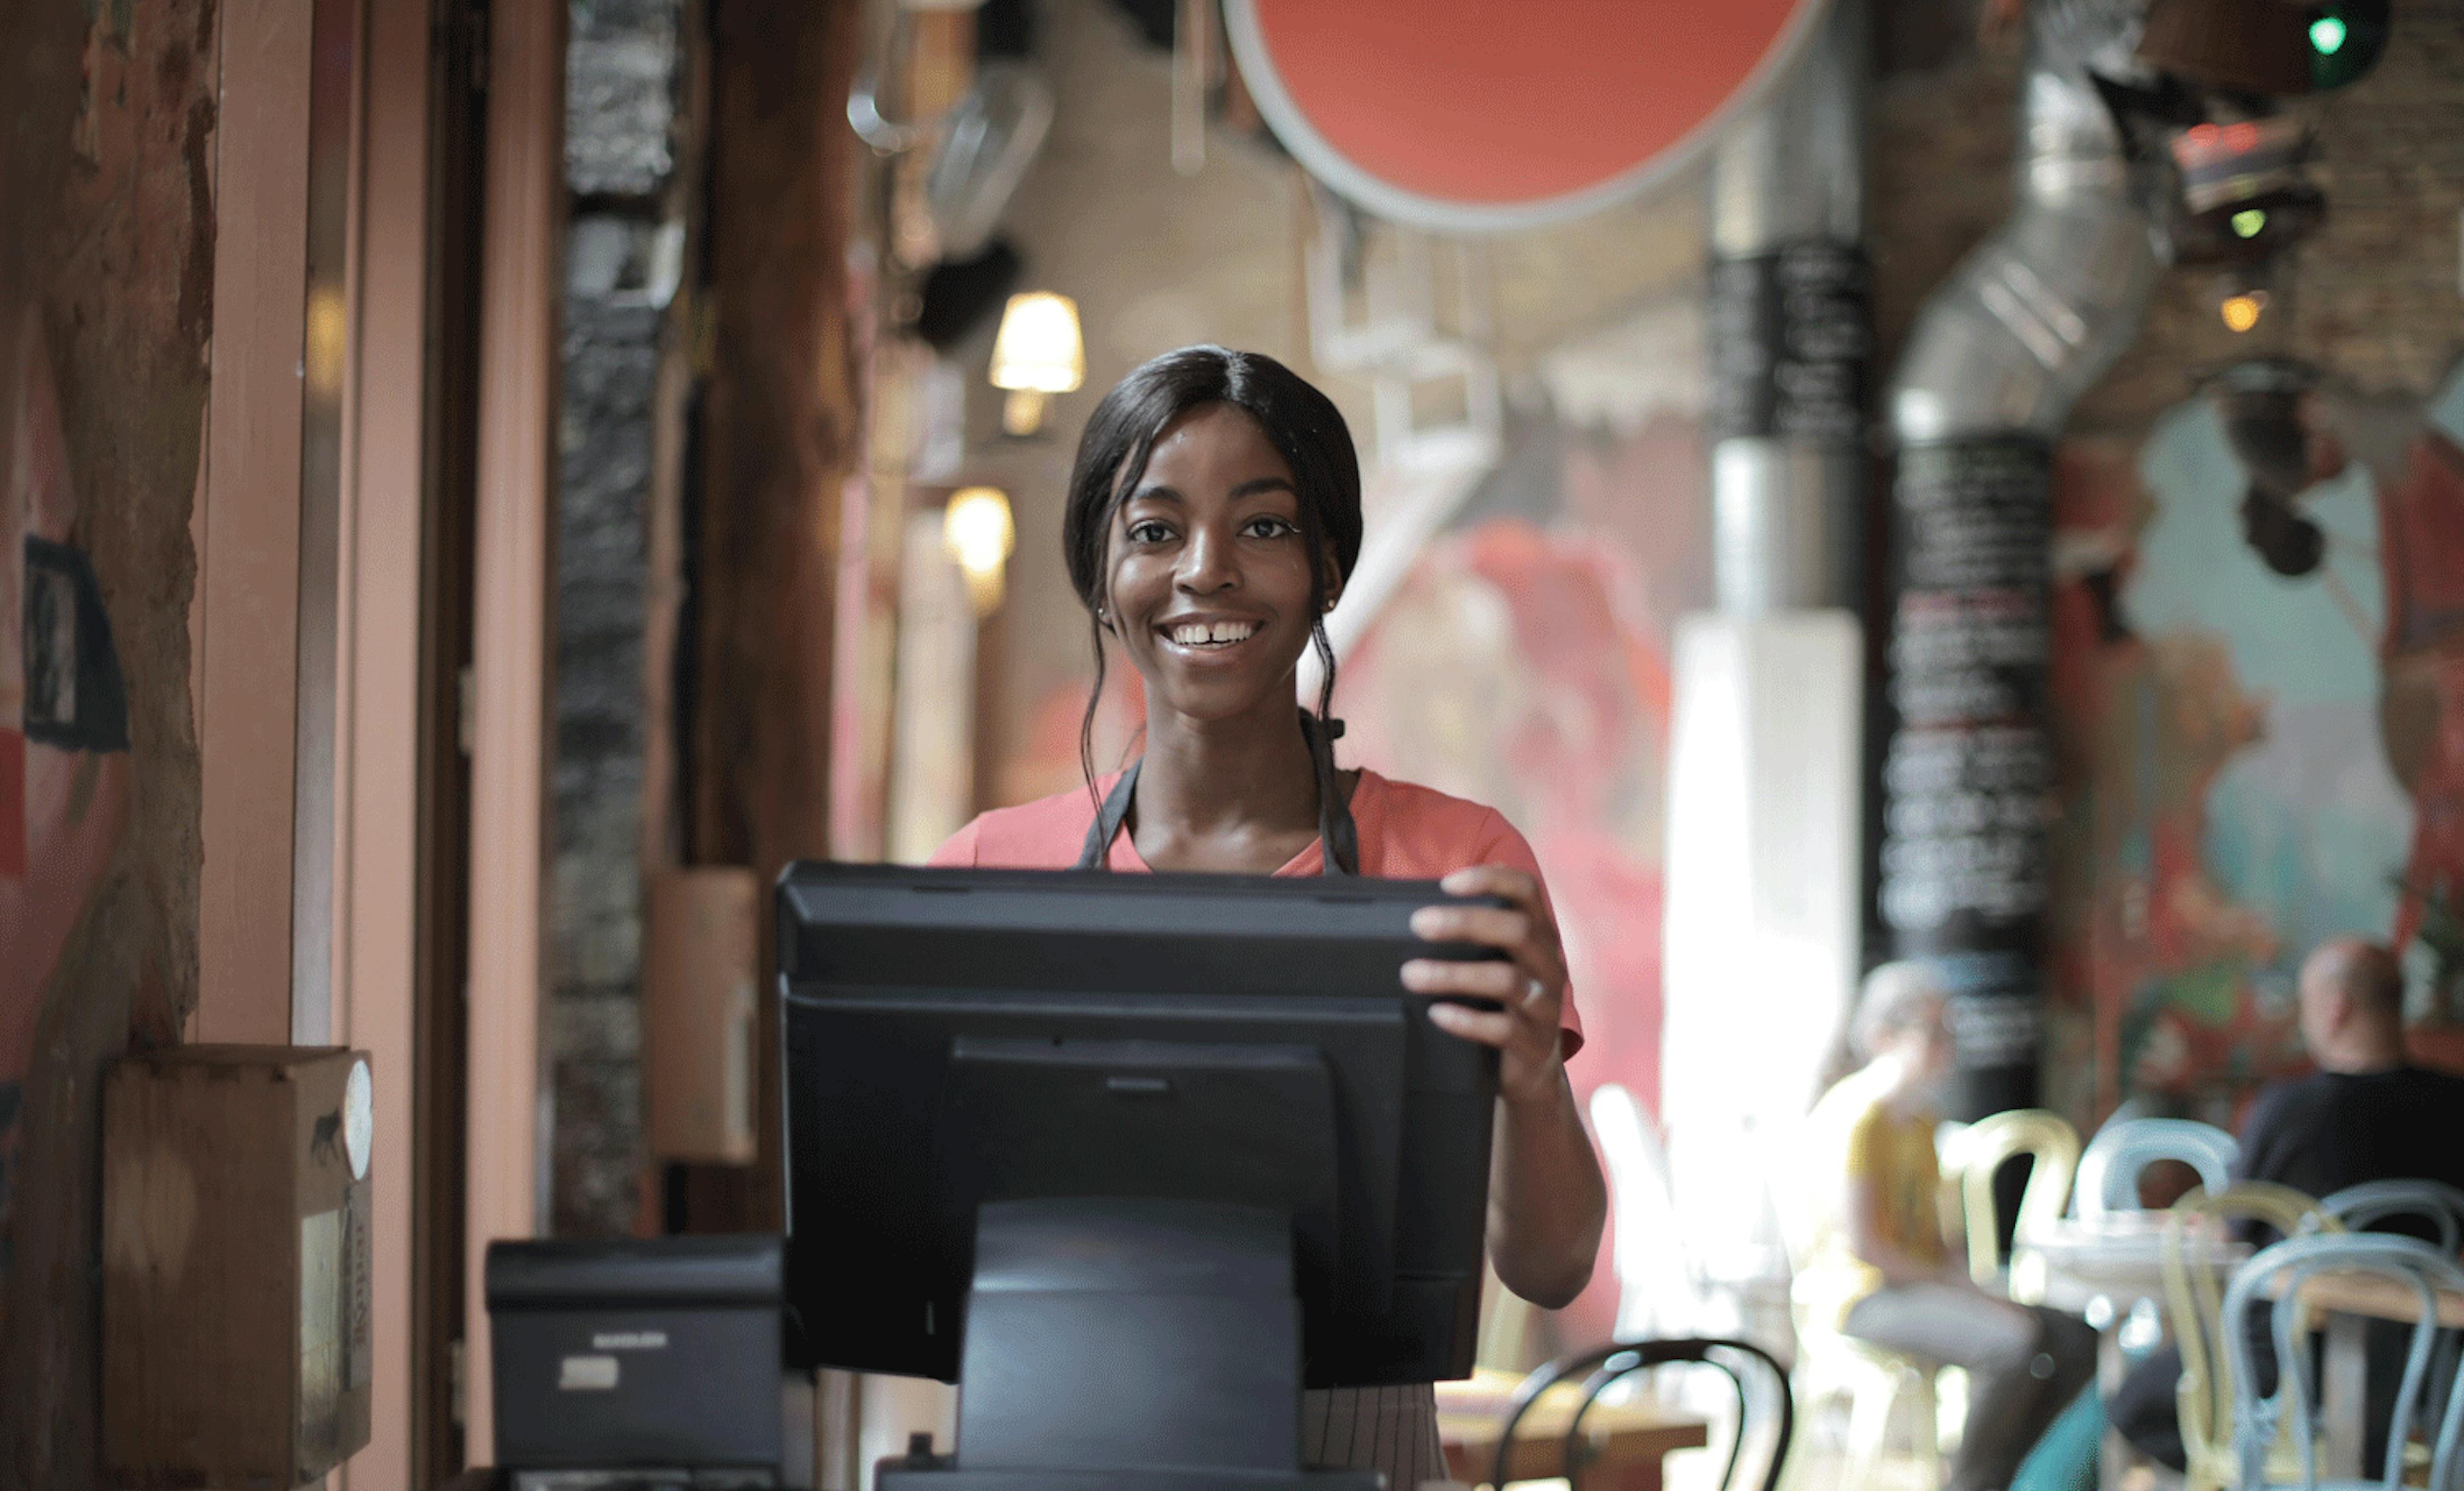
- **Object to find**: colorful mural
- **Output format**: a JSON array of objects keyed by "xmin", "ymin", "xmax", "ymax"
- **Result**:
[
  {"xmin": 1337, "ymin": 415, "xmax": 1710, "ymax": 1337},
  {"xmin": 2047, "ymin": 359, "xmax": 2464, "ymax": 1126}
]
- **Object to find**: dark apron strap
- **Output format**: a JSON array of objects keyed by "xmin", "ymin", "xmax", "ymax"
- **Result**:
[{"xmin": 1075, "ymin": 711, "xmax": 1357, "ymax": 876}]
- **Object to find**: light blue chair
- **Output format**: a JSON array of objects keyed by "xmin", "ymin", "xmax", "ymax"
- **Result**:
[
  {"xmin": 2074, "ymin": 1118, "xmax": 2238, "ymax": 1222},
  {"xmin": 2323, "ymin": 1179, "xmax": 2464, "ymax": 1253},
  {"xmin": 2220, "ymin": 1232, "xmax": 2464, "ymax": 1491}
]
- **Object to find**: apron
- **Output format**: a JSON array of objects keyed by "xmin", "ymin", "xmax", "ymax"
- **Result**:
[
  {"xmin": 1071, "ymin": 710, "xmax": 1448, "ymax": 1488},
  {"xmin": 1075, "ymin": 710, "xmax": 1360, "ymax": 876}
]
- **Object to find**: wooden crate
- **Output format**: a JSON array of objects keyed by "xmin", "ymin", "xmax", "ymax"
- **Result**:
[{"xmin": 102, "ymin": 1044, "xmax": 374, "ymax": 1487}]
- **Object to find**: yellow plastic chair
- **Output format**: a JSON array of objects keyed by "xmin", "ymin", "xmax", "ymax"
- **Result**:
[
  {"xmin": 1940, "ymin": 1109, "xmax": 2081, "ymax": 1304},
  {"xmin": 2160, "ymin": 1183, "xmax": 2343, "ymax": 1491}
]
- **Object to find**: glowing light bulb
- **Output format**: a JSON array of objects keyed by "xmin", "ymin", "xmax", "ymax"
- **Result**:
[
  {"xmin": 2231, "ymin": 209, "xmax": 2267, "ymax": 239},
  {"xmin": 2221, "ymin": 293, "xmax": 2266, "ymax": 334},
  {"xmin": 2311, "ymin": 14, "xmax": 2348, "ymax": 55},
  {"xmin": 943, "ymin": 486, "xmax": 1016, "ymax": 613}
]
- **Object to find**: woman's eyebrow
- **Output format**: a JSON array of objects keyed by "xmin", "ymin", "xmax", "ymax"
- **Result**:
[
  {"xmin": 1122, "ymin": 482, "xmax": 1184, "ymax": 504},
  {"xmin": 1228, "ymin": 476, "xmax": 1297, "ymax": 499}
]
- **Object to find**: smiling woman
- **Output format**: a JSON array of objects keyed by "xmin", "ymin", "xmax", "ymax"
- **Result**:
[{"xmin": 928, "ymin": 345, "xmax": 1608, "ymax": 1491}]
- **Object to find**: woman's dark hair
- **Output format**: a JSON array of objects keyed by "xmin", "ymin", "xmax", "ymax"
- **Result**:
[{"xmin": 1060, "ymin": 345, "xmax": 1364, "ymax": 795}]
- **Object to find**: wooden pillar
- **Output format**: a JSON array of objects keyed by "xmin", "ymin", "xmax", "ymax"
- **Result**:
[{"xmin": 692, "ymin": 0, "xmax": 866, "ymax": 1225}]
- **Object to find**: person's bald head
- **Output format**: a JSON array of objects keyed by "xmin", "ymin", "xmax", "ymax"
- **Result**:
[{"xmin": 2297, "ymin": 937, "xmax": 2407, "ymax": 1072}]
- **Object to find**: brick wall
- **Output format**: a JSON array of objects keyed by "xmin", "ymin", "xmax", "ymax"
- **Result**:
[{"xmin": 550, "ymin": 0, "xmax": 684, "ymax": 1236}]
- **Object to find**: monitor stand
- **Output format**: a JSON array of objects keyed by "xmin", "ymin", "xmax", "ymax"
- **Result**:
[{"xmin": 875, "ymin": 1198, "xmax": 1387, "ymax": 1491}]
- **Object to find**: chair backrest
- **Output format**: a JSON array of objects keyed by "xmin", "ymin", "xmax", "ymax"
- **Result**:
[
  {"xmin": 2160, "ymin": 1184, "xmax": 2340, "ymax": 1486},
  {"xmin": 1941, "ymin": 1108, "xmax": 2082, "ymax": 1286},
  {"xmin": 2220, "ymin": 1232, "xmax": 2464, "ymax": 1491},
  {"xmin": 2076, "ymin": 1117, "xmax": 2238, "ymax": 1222},
  {"xmin": 1494, "ymin": 1337, "xmax": 1794, "ymax": 1491},
  {"xmin": 1590, "ymin": 1084, "xmax": 1695, "ymax": 1340},
  {"xmin": 2322, "ymin": 1179, "xmax": 2464, "ymax": 1254}
]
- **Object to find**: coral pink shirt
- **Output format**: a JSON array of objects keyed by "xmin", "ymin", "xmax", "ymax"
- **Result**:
[{"xmin": 930, "ymin": 767, "xmax": 1583, "ymax": 1057}]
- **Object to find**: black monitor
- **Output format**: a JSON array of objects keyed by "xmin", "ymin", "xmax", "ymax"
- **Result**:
[{"xmin": 778, "ymin": 862, "xmax": 1505, "ymax": 1491}]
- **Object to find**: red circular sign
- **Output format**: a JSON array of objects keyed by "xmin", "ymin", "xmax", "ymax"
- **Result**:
[{"xmin": 1226, "ymin": 0, "xmax": 1821, "ymax": 231}]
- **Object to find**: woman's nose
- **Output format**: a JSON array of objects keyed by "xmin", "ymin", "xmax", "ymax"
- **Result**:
[{"xmin": 1175, "ymin": 525, "xmax": 1239, "ymax": 593}]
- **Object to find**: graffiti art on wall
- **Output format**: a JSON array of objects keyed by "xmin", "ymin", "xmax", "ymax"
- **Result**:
[
  {"xmin": 2048, "ymin": 356, "xmax": 2464, "ymax": 1125},
  {"xmin": 0, "ymin": 311, "xmax": 134, "ymax": 1282}
]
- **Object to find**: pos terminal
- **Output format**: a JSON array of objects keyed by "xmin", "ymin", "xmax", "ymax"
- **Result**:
[{"xmin": 778, "ymin": 862, "xmax": 1508, "ymax": 1491}]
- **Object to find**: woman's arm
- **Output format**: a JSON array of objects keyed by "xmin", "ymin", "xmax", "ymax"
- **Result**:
[{"xmin": 1402, "ymin": 865, "xmax": 1607, "ymax": 1309}]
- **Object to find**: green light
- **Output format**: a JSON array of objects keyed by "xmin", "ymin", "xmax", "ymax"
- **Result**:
[
  {"xmin": 2232, "ymin": 209, "xmax": 2268, "ymax": 239},
  {"xmin": 2311, "ymin": 13, "xmax": 2348, "ymax": 55}
]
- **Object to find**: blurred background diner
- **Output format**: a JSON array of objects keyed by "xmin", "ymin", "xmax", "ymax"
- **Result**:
[{"xmin": 4, "ymin": 0, "xmax": 2464, "ymax": 1487}]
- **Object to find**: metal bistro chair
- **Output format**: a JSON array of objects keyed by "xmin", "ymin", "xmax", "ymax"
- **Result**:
[
  {"xmin": 1942, "ymin": 1109, "xmax": 2082, "ymax": 1304},
  {"xmin": 2221, "ymin": 1232, "xmax": 2464, "ymax": 1491},
  {"xmin": 2160, "ymin": 1183, "xmax": 2343, "ymax": 1491},
  {"xmin": 2323, "ymin": 1179, "xmax": 2464, "ymax": 1479},
  {"xmin": 2075, "ymin": 1118, "xmax": 2239, "ymax": 1224},
  {"xmin": 1493, "ymin": 1337, "xmax": 1795, "ymax": 1491},
  {"xmin": 2323, "ymin": 1180, "xmax": 2464, "ymax": 1254}
]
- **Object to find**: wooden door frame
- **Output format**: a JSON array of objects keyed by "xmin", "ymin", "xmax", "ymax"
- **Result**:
[{"xmin": 461, "ymin": 0, "xmax": 563, "ymax": 1462}]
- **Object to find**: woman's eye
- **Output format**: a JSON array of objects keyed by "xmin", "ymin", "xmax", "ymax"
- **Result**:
[
  {"xmin": 1126, "ymin": 520, "xmax": 1173, "ymax": 544},
  {"xmin": 1244, "ymin": 517, "xmax": 1297, "ymax": 539}
]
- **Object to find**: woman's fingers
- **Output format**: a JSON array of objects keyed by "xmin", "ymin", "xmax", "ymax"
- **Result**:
[
  {"xmin": 1439, "ymin": 864, "xmax": 1543, "ymax": 910},
  {"xmin": 1425, "ymin": 999, "xmax": 1518, "ymax": 1048},
  {"xmin": 1399, "ymin": 956, "xmax": 1530, "ymax": 1002},
  {"xmin": 1410, "ymin": 903, "xmax": 1534, "ymax": 955},
  {"xmin": 1410, "ymin": 899, "xmax": 1566, "ymax": 994}
]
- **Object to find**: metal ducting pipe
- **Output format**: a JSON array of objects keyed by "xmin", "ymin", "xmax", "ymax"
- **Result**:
[
  {"xmin": 1707, "ymin": 0, "xmax": 1870, "ymax": 613},
  {"xmin": 1659, "ymin": 0, "xmax": 1872, "ymax": 1324},
  {"xmin": 1876, "ymin": 0, "xmax": 2164, "ymax": 1119}
]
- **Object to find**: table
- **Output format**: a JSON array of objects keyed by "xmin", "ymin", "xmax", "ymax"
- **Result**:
[
  {"xmin": 2256, "ymin": 1260, "xmax": 2464, "ymax": 1481},
  {"xmin": 1437, "ymin": 1372, "xmax": 1712, "ymax": 1491},
  {"xmin": 2028, "ymin": 1216, "xmax": 2251, "ymax": 1490}
]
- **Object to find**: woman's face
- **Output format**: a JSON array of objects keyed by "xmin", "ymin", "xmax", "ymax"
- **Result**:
[{"xmin": 1100, "ymin": 402, "xmax": 1333, "ymax": 728}]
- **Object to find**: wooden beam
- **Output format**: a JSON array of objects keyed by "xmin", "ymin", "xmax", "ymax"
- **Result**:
[
  {"xmin": 461, "ymin": 0, "xmax": 563, "ymax": 1461},
  {"xmin": 694, "ymin": 0, "xmax": 864, "ymax": 1225},
  {"xmin": 337, "ymin": 0, "xmax": 434, "ymax": 1479},
  {"xmin": 198, "ymin": 0, "xmax": 317, "ymax": 1046}
]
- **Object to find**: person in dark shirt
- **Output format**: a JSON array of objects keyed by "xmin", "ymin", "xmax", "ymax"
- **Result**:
[{"xmin": 2109, "ymin": 937, "xmax": 2464, "ymax": 1470}]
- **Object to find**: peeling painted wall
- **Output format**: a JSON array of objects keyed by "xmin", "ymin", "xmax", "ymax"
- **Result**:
[{"xmin": 0, "ymin": 0, "xmax": 215, "ymax": 1481}]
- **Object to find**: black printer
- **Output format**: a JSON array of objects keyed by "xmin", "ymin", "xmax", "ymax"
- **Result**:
[{"xmin": 486, "ymin": 1234, "xmax": 792, "ymax": 1490}]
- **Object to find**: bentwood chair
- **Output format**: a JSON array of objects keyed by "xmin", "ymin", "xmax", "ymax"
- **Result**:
[
  {"xmin": 2221, "ymin": 1232, "xmax": 2464, "ymax": 1491},
  {"xmin": 2322, "ymin": 1179, "xmax": 2464, "ymax": 1254},
  {"xmin": 2075, "ymin": 1118, "xmax": 2238, "ymax": 1223},
  {"xmin": 2160, "ymin": 1184, "xmax": 2343, "ymax": 1491},
  {"xmin": 1493, "ymin": 1337, "xmax": 1795, "ymax": 1491},
  {"xmin": 1941, "ymin": 1109, "xmax": 2082, "ymax": 1303}
]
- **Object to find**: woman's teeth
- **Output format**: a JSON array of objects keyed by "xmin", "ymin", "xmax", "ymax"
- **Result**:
[{"xmin": 1168, "ymin": 620, "xmax": 1259, "ymax": 647}]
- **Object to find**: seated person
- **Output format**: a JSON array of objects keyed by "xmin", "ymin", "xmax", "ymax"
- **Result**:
[
  {"xmin": 1797, "ymin": 962, "xmax": 2097, "ymax": 1491},
  {"xmin": 2108, "ymin": 937, "xmax": 2464, "ymax": 1473}
]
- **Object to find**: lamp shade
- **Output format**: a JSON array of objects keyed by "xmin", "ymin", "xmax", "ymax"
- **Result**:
[{"xmin": 989, "ymin": 293, "xmax": 1085, "ymax": 394}]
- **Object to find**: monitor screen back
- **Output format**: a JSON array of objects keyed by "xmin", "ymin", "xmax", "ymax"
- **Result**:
[{"xmin": 778, "ymin": 863, "xmax": 1498, "ymax": 1386}]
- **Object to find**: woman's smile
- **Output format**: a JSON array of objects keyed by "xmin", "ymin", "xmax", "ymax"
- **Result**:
[{"xmin": 1158, "ymin": 612, "xmax": 1265, "ymax": 654}]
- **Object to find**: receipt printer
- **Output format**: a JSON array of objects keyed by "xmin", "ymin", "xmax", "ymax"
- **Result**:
[{"xmin": 486, "ymin": 1234, "xmax": 786, "ymax": 1485}]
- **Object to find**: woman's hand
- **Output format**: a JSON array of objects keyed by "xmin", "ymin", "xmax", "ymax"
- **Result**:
[{"xmin": 1400, "ymin": 864, "xmax": 1570, "ymax": 1109}]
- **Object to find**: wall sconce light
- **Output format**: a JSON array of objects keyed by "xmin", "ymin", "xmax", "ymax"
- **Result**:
[
  {"xmin": 943, "ymin": 486, "xmax": 1016, "ymax": 613},
  {"xmin": 989, "ymin": 291, "xmax": 1084, "ymax": 436}
]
